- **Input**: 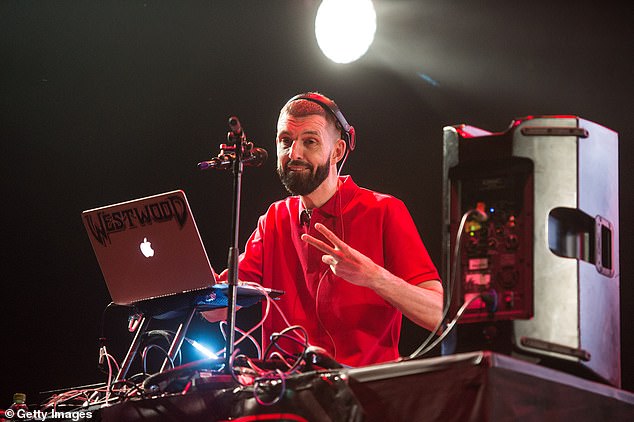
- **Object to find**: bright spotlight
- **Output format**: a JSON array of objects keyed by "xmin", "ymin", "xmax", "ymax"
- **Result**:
[{"xmin": 315, "ymin": 0, "xmax": 377, "ymax": 64}]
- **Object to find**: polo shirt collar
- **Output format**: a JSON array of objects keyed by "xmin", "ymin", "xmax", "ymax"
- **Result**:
[{"xmin": 296, "ymin": 175, "xmax": 358, "ymax": 224}]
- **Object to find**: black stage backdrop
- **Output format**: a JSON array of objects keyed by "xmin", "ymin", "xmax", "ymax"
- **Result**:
[{"xmin": 2, "ymin": 0, "xmax": 632, "ymax": 405}]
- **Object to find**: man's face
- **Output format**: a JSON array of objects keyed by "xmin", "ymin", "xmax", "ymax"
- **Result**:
[{"xmin": 276, "ymin": 113, "xmax": 338, "ymax": 196}]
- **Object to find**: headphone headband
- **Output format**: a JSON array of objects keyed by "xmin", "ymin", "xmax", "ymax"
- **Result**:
[{"xmin": 286, "ymin": 92, "xmax": 356, "ymax": 151}]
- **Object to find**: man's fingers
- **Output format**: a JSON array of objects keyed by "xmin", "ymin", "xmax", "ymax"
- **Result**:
[
  {"xmin": 313, "ymin": 223, "xmax": 346, "ymax": 248},
  {"xmin": 302, "ymin": 234, "xmax": 340, "ymax": 267},
  {"xmin": 322, "ymin": 255, "xmax": 338, "ymax": 266},
  {"xmin": 301, "ymin": 233, "xmax": 336, "ymax": 255}
]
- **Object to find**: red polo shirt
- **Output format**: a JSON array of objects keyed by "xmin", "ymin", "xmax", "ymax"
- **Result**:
[{"xmin": 237, "ymin": 176, "xmax": 439, "ymax": 367}]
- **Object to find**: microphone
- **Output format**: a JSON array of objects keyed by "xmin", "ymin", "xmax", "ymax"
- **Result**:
[
  {"xmin": 197, "ymin": 147, "xmax": 267, "ymax": 170},
  {"xmin": 198, "ymin": 115, "xmax": 267, "ymax": 170},
  {"xmin": 242, "ymin": 146, "xmax": 268, "ymax": 167},
  {"xmin": 197, "ymin": 155, "xmax": 232, "ymax": 171},
  {"xmin": 228, "ymin": 116, "xmax": 244, "ymax": 138}
]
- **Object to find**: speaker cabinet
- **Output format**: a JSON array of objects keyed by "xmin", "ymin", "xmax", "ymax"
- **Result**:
[{"xmin": 441, "ymin": 116, "xmax": 620, "ymax": 387}]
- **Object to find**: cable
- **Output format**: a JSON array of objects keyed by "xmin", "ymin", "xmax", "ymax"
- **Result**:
[
  {"xmin": 253, "ymin": 369, "xmax": 287, "ymax": 406},
  {"xmin": 266, "ymin": 351, "xmax": 294, "ymax": 369},
  {"xmin": 408, "ymin": 208, "xmax": 487, "ymax": 359},
  {"xmin": 97, "ymin": 302, "xmax": 122, "ymax": 376},
  {"xmin": 41, "ymin": 308, "xmax": 154, "ymax": 410},
  {"xmin": 41, "ymin": 383, "xmax": 120, "ymax": 411},
  {"xmin": 202, "ymin": 283, "xmax": 317, "ymax": 393},
  {"xmin": 103, "ymin": 347, "xmax": 119, "ymax": 402},
  {"xmin": 315, "ymin": 268, "xmax": 338, "ymax": 358},
  {"xmin": 141, "ymin": 344, "xmax": 174, "ymax": 375},
  {"xmin": 336, "ymin": 149, "xmax": 349, "ymax": 179},
  {"xmin": 313, "ymin": 180, "xmax": 348, "ymax": 359},
  {"xmin": 259, "ymin": 286, "xmax": 308, "ymax": 349},
  {"xmin": 269, "ymin": 292, "xmax": 294, "ymax": 329},
  {"xmin": 264, "ymin": 325, "xmax": 309, "ymax": 358},
  {"xmin": 109, "ymin": 379, "xmax": 145, "ymax": 400},
  {"xmin": 412, "ymin": 293, "xmax": 482, "ymax": 357},
  {"xmin": 248, "ymin": 325, "xmax": 314, "ymax": 406},
  {"xmin": 141, "ymin": 329, "xmax": 183, "ymax": 369},
  {"xmin": 98, "ymin": 301, "xmax": 117, "ymax": 341},
  {"xmin": 218, "ymin": 322, "xmax": 263, "ymax": 359},
  {"xmin": 214, "ymin": 282, "xmax": 272, "ymax": 358},
  {"xmin": 263, "ymin": 325, "xmax": 310, "ymax": 375}
]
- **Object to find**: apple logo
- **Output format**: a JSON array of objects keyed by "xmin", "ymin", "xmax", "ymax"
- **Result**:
[{"xmin": 140, "ymin": 237, "xmax": 155, "ymax": 258}]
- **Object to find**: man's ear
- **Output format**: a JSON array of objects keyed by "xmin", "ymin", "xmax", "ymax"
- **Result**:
[{"xmin": 331, "ymin": 138, "xmax": 347, "ymax": 164}]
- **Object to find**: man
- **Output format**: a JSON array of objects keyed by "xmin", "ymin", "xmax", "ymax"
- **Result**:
[{"xmin": 217, "ymin": 92, "xmax": 442, "ymax": 367}]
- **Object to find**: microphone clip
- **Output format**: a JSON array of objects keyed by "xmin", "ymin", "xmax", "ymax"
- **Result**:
[{"xmin": 198, "ymin": 116, "xmax": 268, "ymax": 171}]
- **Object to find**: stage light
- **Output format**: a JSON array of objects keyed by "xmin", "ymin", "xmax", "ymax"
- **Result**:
[{"xmin": 315, "ymin": 0, "xmax": 377, "ymax": 64}]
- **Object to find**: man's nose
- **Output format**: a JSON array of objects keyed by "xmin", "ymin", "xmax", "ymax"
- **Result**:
[{"xmin": 288, "ymin": 140, "xmax": 303, "ymax": 160}]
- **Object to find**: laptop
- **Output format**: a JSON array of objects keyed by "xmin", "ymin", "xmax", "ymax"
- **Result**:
[{"xmin": 82, "ymin": 189, "xmax": 221, "ymax": 307}]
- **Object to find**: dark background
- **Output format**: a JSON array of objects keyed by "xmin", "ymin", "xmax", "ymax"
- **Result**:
[{"xmin": 2, "ymin": 0, "xmax": 632, "ymax": 406}]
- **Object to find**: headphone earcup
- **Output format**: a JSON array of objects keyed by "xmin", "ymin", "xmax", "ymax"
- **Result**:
[{"xmin": 347, "ymin": 126, "xmax": 356, "ymax": 151}]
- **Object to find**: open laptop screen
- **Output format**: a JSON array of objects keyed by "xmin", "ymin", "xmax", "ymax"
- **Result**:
[{"xmin": 82, "ymin": 190, "xmax": 216, "ymax": 306}]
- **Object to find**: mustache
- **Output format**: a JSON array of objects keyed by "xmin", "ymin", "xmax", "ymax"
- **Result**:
[{"xmin": 285, "ymin": 160, "xmax": 311, "ymax": 170}]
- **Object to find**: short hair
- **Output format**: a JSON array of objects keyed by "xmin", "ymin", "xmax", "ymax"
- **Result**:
[{"xmin": 279, "ymin": 92, "xmax": 344, "ymax": 138}]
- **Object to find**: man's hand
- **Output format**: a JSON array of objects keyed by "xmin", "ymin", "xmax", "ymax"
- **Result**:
[
  {"xmin": 302, "ymin": 222, "xmax": 443, "ymax": 331},
  {"xmin": 201, "ymin": 307, "xmax": 229, "ymax": 323},
  {"xmin": 301, "ymin": 222, "xmax": 385, "ymax": 288}
]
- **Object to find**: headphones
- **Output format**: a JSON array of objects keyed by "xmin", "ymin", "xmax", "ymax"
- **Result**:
[{"xmin": 285, "ymin": 92, "xmax": 356, "ymax": 152}]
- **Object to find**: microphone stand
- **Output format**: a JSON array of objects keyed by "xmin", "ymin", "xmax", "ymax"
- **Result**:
[
  {"xmin": 198, "ymin": 116, "xmax": 250, "ymax": 373},
  {"xmin": 224, "ymin": 117, "xmax": 244, "ymax": 373}
]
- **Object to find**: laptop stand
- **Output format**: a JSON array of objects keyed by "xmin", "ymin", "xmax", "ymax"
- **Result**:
[{"xmin": 113, "ymin": 284, "xmax": 281, "ymax": 383}]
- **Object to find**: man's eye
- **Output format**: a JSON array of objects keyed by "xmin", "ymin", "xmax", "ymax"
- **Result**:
[{"xmin": 279, "ymin": 137, "xmax": 292, "ymax": 147}]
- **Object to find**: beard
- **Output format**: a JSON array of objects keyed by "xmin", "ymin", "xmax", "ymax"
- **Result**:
[{"xmin": 277, "ymin": 158, "xmax": 330, "ymax": 196}]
